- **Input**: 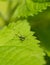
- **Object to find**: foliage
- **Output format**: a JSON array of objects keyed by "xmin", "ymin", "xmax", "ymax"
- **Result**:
[
  {"xmin": 0, "ymin": 20, "xmax": 45, "ymax": 65},
  {"xmin": 0, "ymin": 0, "xmax": 50, "ymax": 65}
]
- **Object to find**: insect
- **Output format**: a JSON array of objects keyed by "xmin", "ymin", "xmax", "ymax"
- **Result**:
[{"xmin": 19, "ymin": 35, "xmax": 25, "ymax": 41}]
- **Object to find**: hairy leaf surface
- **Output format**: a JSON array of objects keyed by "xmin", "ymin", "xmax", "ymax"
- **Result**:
[
  {"xmin": 12, "ymin": 0, "xmax": 48, "ymax": 18},
  {"xmin": 0, "ymin": 20, "xmax": 45, "ymax": 65},
  {"xmin": 0, "ymin": 46, "xmax": 45, "ymax": 65}
]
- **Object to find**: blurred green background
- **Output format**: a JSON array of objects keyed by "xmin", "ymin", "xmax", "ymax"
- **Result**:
[{"xmin": 27, "ymin": 6, "xmax": 50, "ymax": 65}]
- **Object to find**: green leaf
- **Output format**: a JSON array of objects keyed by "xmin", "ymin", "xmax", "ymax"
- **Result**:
[
  {"xmin": 12, "ymin": 0, "xmax": 48, "ymax": 18},
  {"xmin": 0, "ymin": 46, "xmax": 45, "ymax": 65},
  {"xmin": 0, "ymin": 20, "xmax": 45, "ymax": 65}
]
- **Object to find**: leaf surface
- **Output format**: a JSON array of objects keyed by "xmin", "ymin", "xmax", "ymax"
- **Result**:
[
  {"xmin": 12, "ymin": 0, "xmax": 48, "ymax": 18},
  {"xmin": 0, "ymin": 20, "xmax": 45, "ymax": 65}
]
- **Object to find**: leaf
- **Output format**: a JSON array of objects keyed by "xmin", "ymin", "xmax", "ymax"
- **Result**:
[
  {"xmin": 12, "ymin": 0, "xmax": 48, "ymax": 18},
  {"xmin": 0, "ymin": 46, "xmax": 45, "ymax": 65},
  {"xmin": 0, "ymin": 20, "xmax": 45, "ymax": 65}
]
